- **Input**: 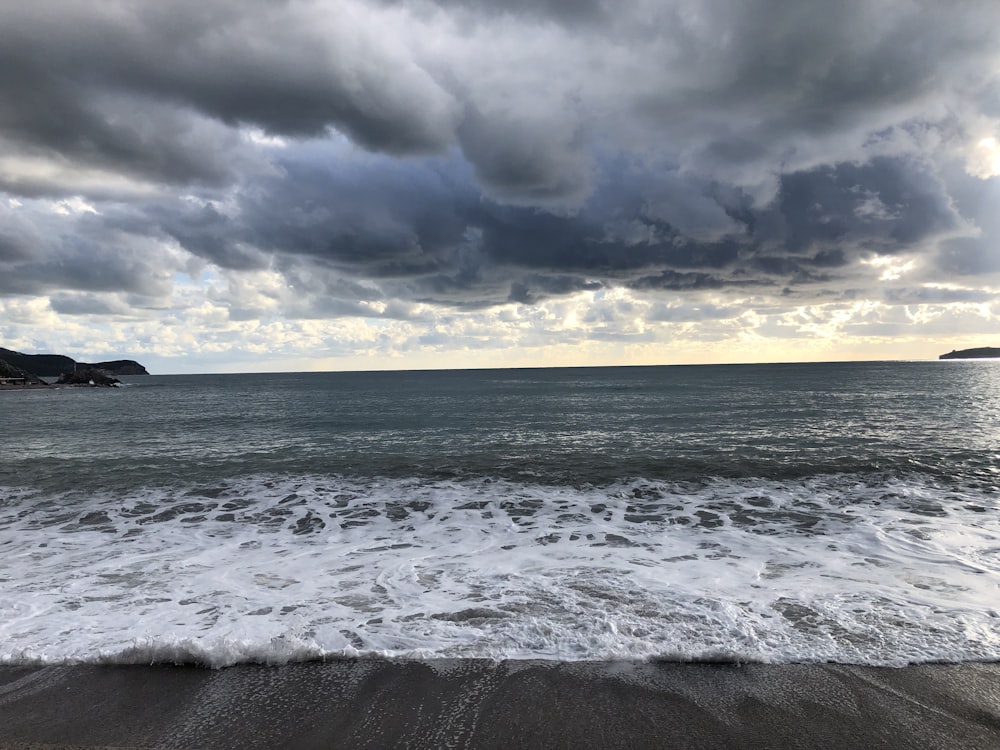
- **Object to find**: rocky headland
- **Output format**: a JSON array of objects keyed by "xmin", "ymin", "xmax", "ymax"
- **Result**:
[
  {"xmin": 939, "ymin": 347, "xmax": 1000, "ymax": 360},
  {"xmin": 0, "ymin": 346, "xmax": 149, "ymax": 388}
]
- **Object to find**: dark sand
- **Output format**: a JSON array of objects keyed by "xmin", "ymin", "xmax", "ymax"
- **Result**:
[{"xmin": 1, "ymin": 660, "xmax": 998, "ymax": 749}]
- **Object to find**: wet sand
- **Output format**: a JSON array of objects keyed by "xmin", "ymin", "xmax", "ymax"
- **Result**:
[{"xmin": 1, "ymin": 660, "xmax": 998, "ymax": 749}]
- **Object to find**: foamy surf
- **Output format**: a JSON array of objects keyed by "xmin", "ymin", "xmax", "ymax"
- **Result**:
[{"xmin": 2, "ymin": 472, "xmax": 998, "ymax": 668}]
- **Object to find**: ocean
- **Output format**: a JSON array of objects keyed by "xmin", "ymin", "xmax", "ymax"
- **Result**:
[{"xmin": 1, "ymin": 361, "xmax": 998, "ymax": 668}]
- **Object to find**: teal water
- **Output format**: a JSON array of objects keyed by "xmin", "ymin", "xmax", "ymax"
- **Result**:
[{"xmin": 4, "ymin": 361, "xmax": 999, "ymax": 491}]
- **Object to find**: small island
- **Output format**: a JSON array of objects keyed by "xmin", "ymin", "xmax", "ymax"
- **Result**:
[
  {"xmin": 0, "ymin": 346, "xmax": 149, "ymax": 389},
  {"xmin": 939, "ymin": 347, "xmax": 1000, "ymax": 360}
]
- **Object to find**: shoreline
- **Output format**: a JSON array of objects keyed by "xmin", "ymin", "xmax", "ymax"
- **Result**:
[
  {"xmin": 1, "ymin": 660, "xmax": 998, "ymax": 749},
  {"xmin": 0, "ymin": 383, "xmax": 118, "ymax": 391}
]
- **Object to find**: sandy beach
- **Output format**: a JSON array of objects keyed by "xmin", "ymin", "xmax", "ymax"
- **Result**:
[{"xmin": 1, "ymin": 660, "xmax": 998, "ymax": 749}]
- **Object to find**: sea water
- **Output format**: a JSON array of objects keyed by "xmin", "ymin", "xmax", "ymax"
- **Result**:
[{"xmin": 1, "ymin": 361, "xmax": 998, "ymax": 667}]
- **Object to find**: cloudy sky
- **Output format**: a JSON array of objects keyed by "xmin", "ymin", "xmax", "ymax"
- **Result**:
[{"xmin": 2, "ymin": 0, "xmax": 999, "ymax": 373}]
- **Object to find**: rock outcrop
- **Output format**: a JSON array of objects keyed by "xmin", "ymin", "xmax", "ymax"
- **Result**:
[
  {"xmin": 56, "ymin": 368, "xmax": 121, "ymax": 387},
  {"xmin": 939, "ymin": 347, "xmax": 1000, "ymax": 360}
]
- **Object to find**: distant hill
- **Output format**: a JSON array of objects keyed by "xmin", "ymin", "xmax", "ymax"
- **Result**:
[
  {"xmin": 0, "ymin": 347, "xmax": 149, "ymax": 376},
  {"xmin": 0, "ymin": 347, "xmax": 75, "ymax": 376},
  {"xmin": 939, "ymin": 347, "xmax": 1000, "ymax": 360}
]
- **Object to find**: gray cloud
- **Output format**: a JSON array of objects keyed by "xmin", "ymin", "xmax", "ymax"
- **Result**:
[
  {"xmin": 0, "ymin": 0, "xmax": 998, "ymax": 339},
  {"xmin": 0, "ymin": 211, "xmax": 42, "ymax": 263},
  {"xmin": 0, "ymin": 242, "xmax": 172, "ymax": 299},
  {"xmin": 3, "ymin": 146, "xmax": 983, "ymax": 312},
  {"xmin": 882, "ymin": 286, "xmax": 997, "ymax": 305},
  {"xmin": 456, "ymin": 105, "xmax": 593, "ymax": 206},
  {"xmin": 49, "ymin": 293, "xmax": 134, "ymax": 316},
  {"xmin": 0, "ymin": 1, "xmax": 456, "ymax": 192}
]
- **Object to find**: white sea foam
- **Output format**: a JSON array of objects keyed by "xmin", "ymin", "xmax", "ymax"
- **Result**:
[{"xmin": 1, "ymin": 473, "xmax": 999, "ymax": 667}]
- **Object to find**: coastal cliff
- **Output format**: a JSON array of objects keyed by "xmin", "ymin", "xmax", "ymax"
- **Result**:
[
  {"xmin": 0, "ymin": 347, "xmax": 149, "ymax": 377},
  {"xmin": 939, "ymin": 347, "xmax": 1000, "ymax": 360}
]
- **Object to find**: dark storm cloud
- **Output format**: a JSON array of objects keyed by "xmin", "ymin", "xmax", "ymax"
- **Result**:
[
  {"xmin": 0, "ymin": 48, "xmax": 250, "ymax": 192},
  {"xmin": 55, "ymin": 146, "xmax": 983, "ymax": 311},
  {"xmin": 379, "ymin": 0, "xmax": 610, "ymax": 25},
  {"xmin": 882, "ymin": 286, "xmax": 997, "ymax": 306},
  {"xmin": 930, "ymin": 165, "xmax": 1000, "ymax": 278},
  {"xmin": 508, "ymin": 276, "xmax": 603, "ymax": 304},
  {"xmin": 49, "ymin": 293, "xmax": 132, "ymax": 316},
  {"xmin": 0, "ymin": 202, "xmax": 177, "ymax": 299},
  {"xmin": 629, "ymin": 270, "xmax": 754, "ymax": 292},
  {"xmin": 0, "ymin": 248, "xmax": 169, "ymax": 298},
  {"xmin": 0, "ymin": 219, "xmax": 41, "ymax": 263},
  {"xmin": 139, "ymin": 202, "xmax": 271, "ymax": 273},
  {"xmin": 0, "ymin": 0, "xmax": 986, "ymax": 200},
  {"xmin": 455, "ymin": 105, "xmax": 592, "ymax": 206},
  {"xmin": 0, "ymin": 0, "xmax": 998, "ymax": 316},
  {"xmin": 126, "ymin": 151, "xmax": 747, "ymax": 303},
  {"xmin": 636, "ymin": 1, "xmax": 991, "ymax": 154},
  {"xmin": 0, "ymin": 1, "xmax": 455, "ymax": 192},
  {"xmin": 227, "ymin": 152, "xmax": 479, "ymax": 280},
  {"xmin": 769, "ymin": 159, "xmax": 964, "ymax": 255}
]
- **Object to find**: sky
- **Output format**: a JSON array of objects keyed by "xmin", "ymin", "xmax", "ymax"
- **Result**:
[{"xmin": 1, "ymin": 0, "xmax": 999, "ymax": 373}]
